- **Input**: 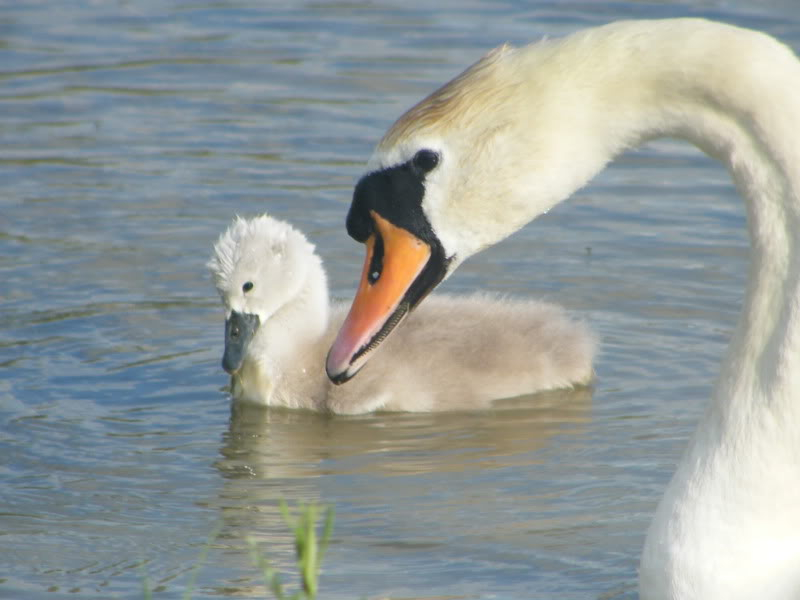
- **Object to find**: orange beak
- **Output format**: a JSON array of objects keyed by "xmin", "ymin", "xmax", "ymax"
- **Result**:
[{"xmin": 326, "ymin": 212, "xmax": 431, "ymax": 383}]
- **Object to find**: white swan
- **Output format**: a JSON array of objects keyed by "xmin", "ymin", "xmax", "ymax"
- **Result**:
[
  {"xmin": 325, "ymin": 18, "xmax": 800, "ymax": 600},
  {"xmin": 208, "ymin": 214, "xmax": 594, "ymax": 414}
]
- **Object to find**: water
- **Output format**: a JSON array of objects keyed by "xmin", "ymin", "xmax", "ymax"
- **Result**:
[{"xmin": 2, "ymin": 1, "xmax": 799, "ymax": 598}]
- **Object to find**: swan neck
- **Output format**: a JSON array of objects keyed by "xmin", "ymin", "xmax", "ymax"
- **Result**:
[
  {"xmin": 590, "ymin": 21, "xmax": 800, "ymax": 599},
  {"xmin": 550, "ymin": 20, "xmax": 800, "ymax": 415},
  {"xmin": 621, "ymin": 27, "xmax": 800, "ymax": 417}
]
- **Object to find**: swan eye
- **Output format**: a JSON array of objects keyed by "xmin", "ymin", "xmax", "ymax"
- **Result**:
[
  {"xmin": 412, "ymin": 149, "xmax": 440, "ymax": 174},
  {"xmin": 242, "ymin": 281, "xmax": 254, "ymax": 293}
]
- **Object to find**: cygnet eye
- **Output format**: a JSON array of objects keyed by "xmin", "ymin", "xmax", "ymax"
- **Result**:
[
  {"xmin": 412, "ymin": 149, "xmax": 440, "ymax": 174},
  {"xmin": 242, "ymin": 281, "xmax": 254, "ymax": 293}
]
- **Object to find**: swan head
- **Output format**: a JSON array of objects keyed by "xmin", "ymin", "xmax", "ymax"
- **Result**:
[
  {"xmin": 327, "ymin": 36, "xmax": 619, "ymax": 383},
  {"xmin": 208, "ymin": 214, "xmax": 328, "ymax": 377}
]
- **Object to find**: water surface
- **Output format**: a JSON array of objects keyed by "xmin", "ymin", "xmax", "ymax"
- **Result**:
[{"xmin": 2, "ymin": 1, "xmax": 800, "ymax": 598}]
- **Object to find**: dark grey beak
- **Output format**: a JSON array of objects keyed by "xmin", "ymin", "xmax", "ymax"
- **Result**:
[{"xmin": 222, "ymin": 310, "xmax": 260, "ymax": 374}]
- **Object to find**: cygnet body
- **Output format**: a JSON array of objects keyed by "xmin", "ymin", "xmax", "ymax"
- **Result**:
[{"xmin": 208, "ymin": 214, "xmax": 594, "ymax": 414}]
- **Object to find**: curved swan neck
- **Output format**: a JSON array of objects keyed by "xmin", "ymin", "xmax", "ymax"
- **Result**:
[
  {"xmin": 586, "ymin": 21, "xmax": 800, "ymax": 600},
  {"xmin": 509, "ymin": 21, "xmax": 800, "ymax": 599},
  {"xmin": 507, "ymin": 20, "xmax": 800, "ymax": 412},
  {"xmin": 585, "ymin": 21, "xmax": 800, "ymax": 418}
]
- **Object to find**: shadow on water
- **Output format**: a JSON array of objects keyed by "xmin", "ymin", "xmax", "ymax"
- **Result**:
[
  {"xmin": 220, "ymin": 386, "xmax": 594, "ymax": 475},
  {"xmin": 208, "ymin": 388, "xmax": 594, "ymax": 597}
]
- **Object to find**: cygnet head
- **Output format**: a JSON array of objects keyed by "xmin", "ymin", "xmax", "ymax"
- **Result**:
[{"xmin": 208, "ymin": 214, "xmax": 329, "ymax": 376}]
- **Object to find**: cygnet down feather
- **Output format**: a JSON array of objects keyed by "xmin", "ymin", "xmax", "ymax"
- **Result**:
[{"xmin": 208, "ymin": 214, "xmax": 595, "ymax": 413}]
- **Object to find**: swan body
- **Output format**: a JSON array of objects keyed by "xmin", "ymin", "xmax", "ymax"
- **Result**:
[
  {"xmin": 208, "ymin": 214, "xmax": 595, "ymax": 414},
  {"xmin": 325, "ymin": 19, "xmax": 800, "ymax": 600}
]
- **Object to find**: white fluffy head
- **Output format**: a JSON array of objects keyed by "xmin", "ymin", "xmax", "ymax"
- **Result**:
[{"xmin": 207, "ymin": 214, "xmax": 326, "ymax": 321}]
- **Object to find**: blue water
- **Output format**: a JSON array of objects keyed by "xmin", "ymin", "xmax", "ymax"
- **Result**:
[{"xmin": 2, "ymin": 1, "xmax": 799, "ymax": 598}]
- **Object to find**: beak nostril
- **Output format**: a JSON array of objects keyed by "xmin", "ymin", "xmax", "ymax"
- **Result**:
[
  {"xmin": 223, "ymin": 311, "xmax": 260, "ymax": 375},
  {"xmin": 367, "ymin": 230, "xmax": 385, "ymax": 286}
]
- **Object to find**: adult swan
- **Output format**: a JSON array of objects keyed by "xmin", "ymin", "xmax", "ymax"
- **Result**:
[{"xmin": 325, "ymin": 18, "xmax": 800, "ymax": 600}]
